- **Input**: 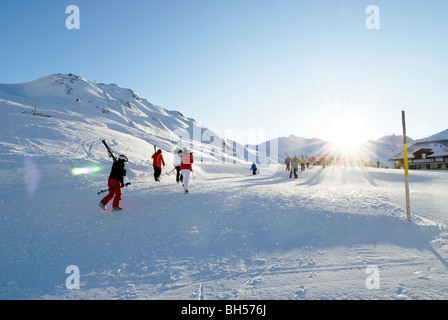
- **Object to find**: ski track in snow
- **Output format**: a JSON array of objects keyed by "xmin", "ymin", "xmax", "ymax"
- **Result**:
[{"xmin": 1, "ymin": 161, "xmax": 448, "ymax": 300}]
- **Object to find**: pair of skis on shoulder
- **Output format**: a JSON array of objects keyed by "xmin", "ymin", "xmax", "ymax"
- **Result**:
[{"xmin": 98, "ymin": 139, "xmax": 131, "ymax": 194}]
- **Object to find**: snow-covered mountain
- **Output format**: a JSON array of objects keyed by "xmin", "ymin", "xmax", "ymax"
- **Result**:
[
  {"xmin": 361, "ymin": 134, "xmax": 415, "ymax": 167},
  {"xmin": 2, "ymin": 73, "xmax": 445, "ymax": 172},
  {"xmin": 0, "ymin": 73, "xmax": 265, "ymax": 177},
  {"xmin": 257, "ymin": 130, "xmax": 446, "ymax": 168},
  {"xmin": 249, "ymin": 135, "xmax": 327, "ymax": 164},
  {"xmin": 415, "ymin": 129, "xmax": 448, "ymax": 142},
  {"xmin": 253, "ymin": 134, "xmax": 414, "ymax": 168}
]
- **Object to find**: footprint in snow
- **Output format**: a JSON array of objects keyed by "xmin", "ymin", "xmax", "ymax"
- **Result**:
[{"xmin": 295, "ymin": 286, "xmax": 306, "ymax": 299}]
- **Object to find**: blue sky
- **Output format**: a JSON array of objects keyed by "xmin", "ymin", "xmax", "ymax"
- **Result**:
[{"xmin": 1, "ymin": 0, "xmax": 447, "ymax": 144}]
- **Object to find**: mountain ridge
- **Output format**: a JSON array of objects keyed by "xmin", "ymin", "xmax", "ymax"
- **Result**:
[
  {"xmin": 0, "ymin": 73, "xmax": 260, "ymax": 172},
  {"xmin": 1, "ymin": 73, "xmax": 446, "ymax": 169},
  {"xmin": 253, "ymin": 127, "xmax": 447, "ymax": 167}
]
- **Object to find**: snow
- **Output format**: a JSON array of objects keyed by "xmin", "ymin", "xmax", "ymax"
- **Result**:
[
  {"xmin": 1, "ymin": 162, "xmax": 448, "ymax": 300},
  {"xmin": 1, "ymin": 74, "xmax": 448, "ymax": 300},
  {"xmin": 416, "ymin": 129, "xmax": 448, "ymax": 142}
]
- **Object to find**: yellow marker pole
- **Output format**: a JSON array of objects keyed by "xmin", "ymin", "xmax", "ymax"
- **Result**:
[{"xmin": 402, "ymin": 111, "xmax": 411, "ymax": 221}]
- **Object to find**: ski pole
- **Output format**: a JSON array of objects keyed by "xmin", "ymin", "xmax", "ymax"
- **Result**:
[
  {"xmin": 166, "ymin": 168, "xmax": 176, "ymax": 176},
  {"xmin": 97, "ymin": 182, "xmax": 131, "ymax": 194}
]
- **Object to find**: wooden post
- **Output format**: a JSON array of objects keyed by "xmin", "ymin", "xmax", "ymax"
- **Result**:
[
  {"xmin": 33, "ymin": 105, "xmax": 37, "ymax": 116},
  {"xmin": 402, "ymin": 111, "xmax": 411, "ymax": 221}
]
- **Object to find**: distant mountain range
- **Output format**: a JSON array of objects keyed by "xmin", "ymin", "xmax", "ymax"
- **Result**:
[
  {"xmin": 1, "ymin": 73, "xmax": 446, "ymax": 169},
  {"xmin": 253, "ymin": 129, "xmax": 448, "ymax": 167}
]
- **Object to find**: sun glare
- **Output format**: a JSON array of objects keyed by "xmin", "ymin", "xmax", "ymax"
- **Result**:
[{"xmin": 323, "ymin": 111, "xmax": 371, "ymax": 157}]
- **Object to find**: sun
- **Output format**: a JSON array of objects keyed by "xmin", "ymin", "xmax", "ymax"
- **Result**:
[
  {"xmin": 322, "ymin": 110, "xmax": 372, "ymax": 157},
  {"xmin": 328, "ymin": 114, "xmax": 365, "ymax": 149}
]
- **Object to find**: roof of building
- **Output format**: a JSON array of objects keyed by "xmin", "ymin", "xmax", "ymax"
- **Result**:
[{"xmin": 389, "ymin": 139, "xmax": 448, "ymax": 161}]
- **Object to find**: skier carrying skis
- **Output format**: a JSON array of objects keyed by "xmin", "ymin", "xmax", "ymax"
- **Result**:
[
  {"xmin": 180, "ymin": 148, "xmax": 193, "ymax": 193},
  {"xmin": 173, "ymin": 148, "xmax": 183, "ymax": 184},
  {"xmin": 151, "ymin": 149, "xmax": 165, "ymax": 182},
  {"xmin": 251, "ymin": 162, "xmax": 257, "ymax": 175},
  {"xmin": 290, "ymin": 155, "xmax": 299, "ymax": 179},
  {"xmin": 320, "ymin": 156, "xmax": 326, "ymax": 169},
  {"xmin": 300, "ymin": 155, "xmax": 306, "ymax": 172},
  {"xmin": 284, "ymin": 155, "xmax": 291, "ymax": 171},
  {"xmin": 99, "ymin": 154, "xmax": 129, "ymax": 211}
]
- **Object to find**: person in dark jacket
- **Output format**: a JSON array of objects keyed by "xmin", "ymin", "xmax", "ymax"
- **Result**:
[
  {"xmin": 99, "ymin": 154, "xmax": 128, "ymax": 211},
  {"xmin": 284, "ymin": 155, "xmax": 291, "ymax": 171},
  {"xmin": 251, "ymin": 162, "xmax": 257, "ymax": 175}
]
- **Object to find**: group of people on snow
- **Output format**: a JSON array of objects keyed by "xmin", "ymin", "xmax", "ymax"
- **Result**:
[
  {"xmin": 99, "ymin": 146, "xmax": 194, "ymax": 212},
  {"xmin": 150, "ymin": 147, "xmax": 194, "ymax": 194},
  {"xmin": 99, "ymin": 144, "xmax": 329, "ymax": 211},
  {"xmin": 284, "ymin": 154, "xmax": 309, "ymax": 179},
  {"xmin": 284, "ymin": 153, "xmax": 382, "ymax": 172},
  {"xmin": 170, "ymin": 147, "xmax": 194, "ymax": 194}
]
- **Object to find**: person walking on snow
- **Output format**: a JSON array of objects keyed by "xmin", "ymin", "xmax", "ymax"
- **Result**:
[
  {"xmin": 99, "ymin": 154, "xmax": 128, "ymax": 211},
  {"xmin": 320, "ymin": 156, "xmax": 326, "ymax": 169},
  {"xmin": 180, "ymin": 148, "xmax": 193, "ymax": 194},
  {"xmin": 151, "ymin": 149, "xmax": 165, "ymax": 181},
  {"xmin": 173, "ymin": 148, "xmax": 183, "ymax": 184},
  {"xmin": 290, "ymin": 155, "xmax": 299, "ymax": 179},
  {"xmin": 284, "ymin": 155, "xmax": 291, "ymax": 171},
  {"xmin": 251, "ymin": 162, "xmax": 257, "ymax": 175},
  {"xmin": 300, "ymin": 155, "xmax": 306, "ymax": 172}
]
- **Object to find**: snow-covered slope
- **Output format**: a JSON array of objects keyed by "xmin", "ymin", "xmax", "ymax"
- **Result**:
[
  {"xmin": 415, "ymin": 129, "xmax": 448, "ymax": 142},
  {"xmin": 0, "ymin": 73, "xmax": 261, "ymax": 175},
  {"xmin": 1, "ymin": 161, "xmax": 448, "ymax": 300}
]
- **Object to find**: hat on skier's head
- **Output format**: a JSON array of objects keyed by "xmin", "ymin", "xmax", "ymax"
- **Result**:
[
  {"xmin": 157, "ymin": 149, "xmax": 162, "ymax": 153},
  {"xmin": 119, "ymin": 154, "xmax": 129, "ymax": 162},
  {"xmin": 182, "ymin": 148, "xmax": 190, "ymax": 156}
]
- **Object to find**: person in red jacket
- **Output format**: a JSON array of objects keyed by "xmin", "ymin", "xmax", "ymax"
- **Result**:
[
  {"xmin": 180, "ymin": 148, "xmax": 193, "ymax": 193},
  {"xmin": 151, "ymin": 149, "xmax": 165, "ymax": 181},
  {"xmin": 99, "ymin": 154, "xmax": 128, "ymax": 211}
]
